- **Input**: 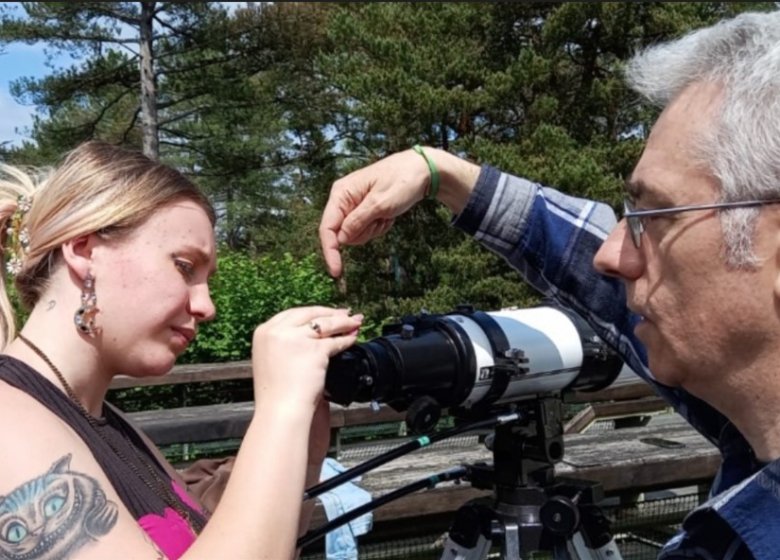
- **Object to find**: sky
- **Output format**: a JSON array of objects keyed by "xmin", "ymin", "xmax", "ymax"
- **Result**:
[
  {"xmin": 0, "ymin": 0, "xmax": 72, "ymax": 146},
  {"xmin": 0, "ymin": 42, "xmax": 64, "ymax": 146},
  {"xmin": 0, "ymin": 1, "xmax": 249, "ymax": 147}
]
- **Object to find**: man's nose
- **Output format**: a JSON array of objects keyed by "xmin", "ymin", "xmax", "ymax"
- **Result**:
[{"xmin": 593, "ymin": 220, "xmax": 644, "ymax": 280}]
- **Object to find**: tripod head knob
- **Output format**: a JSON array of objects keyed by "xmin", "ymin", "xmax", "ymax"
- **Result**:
[
  {"xmin": 539, "ymin": 495, "xmax": 580, "ymax": 536},
  {"xmin": 405, "ymin": 395, "xmax": 441, "ymax": 434}
]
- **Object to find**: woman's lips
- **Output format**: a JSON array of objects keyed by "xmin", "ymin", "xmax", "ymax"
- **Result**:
[{"xmin": 171, "ymin": 327, "xmax": 195, "ymax": 347}]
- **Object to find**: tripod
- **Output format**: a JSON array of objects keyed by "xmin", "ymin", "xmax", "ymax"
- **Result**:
[{"xmin": 440, "ymin": 399, "xmax": 623, "ymax": 560}]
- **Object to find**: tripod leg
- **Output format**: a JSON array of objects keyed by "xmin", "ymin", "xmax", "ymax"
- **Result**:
[
  {"xmin": 440, "ymin": 534, "xmax": 491, "ymax": 560},
  {"xmin": 560, "ymin": 531, "xmax": 624, "ymax": 560},
  {"xmin": 440, "ymin": 504, "xmax": 494, "ymax": 560},
  {"xmin": 501, "ymin": 520, "xmax": 521, "ymax": 560},
  {"xmin": 440, "ymin": 518, "xmax": 527, "ymax": 560}
]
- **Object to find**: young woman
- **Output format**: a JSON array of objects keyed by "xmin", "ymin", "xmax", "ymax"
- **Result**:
[{"xmin": 0, "ymin": 141, "xmax": 362, "ymax": 559}]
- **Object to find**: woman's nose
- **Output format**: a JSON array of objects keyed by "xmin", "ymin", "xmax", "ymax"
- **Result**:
[{"xmin": 189, "ymin": 284, "xmax": 216, "ymax": 322}]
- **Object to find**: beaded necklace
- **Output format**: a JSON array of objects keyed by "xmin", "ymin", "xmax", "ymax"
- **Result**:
[{"xmin": 17, "ymin": 333, "xmax": 202, "ymax": 534}]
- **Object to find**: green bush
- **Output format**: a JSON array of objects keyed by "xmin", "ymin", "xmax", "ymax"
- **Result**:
[{"xmin": 180, "ymin": 250, "xmax": 337, "ymax": 363}]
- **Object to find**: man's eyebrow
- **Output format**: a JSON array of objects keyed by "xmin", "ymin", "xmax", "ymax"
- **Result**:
[
  {"xmin": 624, "ymin": 177, "xmax": 645, "ymax": 199},
  {"xmin": 624, "ymin": 177, "xmax": 671, "ymax": 207}
]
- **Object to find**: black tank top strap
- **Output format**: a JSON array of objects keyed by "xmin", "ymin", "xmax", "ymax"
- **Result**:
[{"xmin": 0, "ymin": 355, "xmax": 205, "ymax": 530}]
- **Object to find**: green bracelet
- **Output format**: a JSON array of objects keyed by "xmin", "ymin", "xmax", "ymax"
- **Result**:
[{"xmin": 412, "ymin": 145, "xmax": 440, "ymax": 200}]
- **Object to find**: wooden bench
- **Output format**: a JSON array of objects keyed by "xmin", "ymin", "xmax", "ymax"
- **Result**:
[
  {"xmin": 325, "ymin": 411, "xmax": 719, "ymax": 526},
  {"xmin": 109, "ymin": 362, "xmax": 720, "ymax": 535},
  {"xmin": 111, "ymin": 362, "xmax": 406, "ymax": 449},
  {"xmin": 112, "ymin": 362, "xmax": 663, "ymax": 447}
]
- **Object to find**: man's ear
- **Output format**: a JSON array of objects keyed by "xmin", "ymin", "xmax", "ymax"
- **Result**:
[{"xmin": 60, "ymin": 234, "xmax": 96, "ymax": 280}]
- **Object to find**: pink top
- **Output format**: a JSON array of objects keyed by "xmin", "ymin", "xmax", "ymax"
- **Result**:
[{"xmin": 137, "ymin": 482, "xmax": 205, "ymax": 559}]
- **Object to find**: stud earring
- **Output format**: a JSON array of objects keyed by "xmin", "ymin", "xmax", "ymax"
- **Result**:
[{"xmin": 74, "ymin": 272, "xmax": 99, "ymax": 336}]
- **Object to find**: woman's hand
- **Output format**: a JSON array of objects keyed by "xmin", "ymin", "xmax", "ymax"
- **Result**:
[
  {"xmin": 199, "ymin": 308, "xmax": 360, "ymax": 560},
  {"xmin": 250, "ymin": 306, "xmax": 363, "ymax": 411}
]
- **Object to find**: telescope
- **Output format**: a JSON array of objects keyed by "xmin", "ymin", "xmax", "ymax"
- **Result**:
[
  {"xmin": 314, "ymin": 304, "xmax": 628, "ymax": 558},
  {"xmin": 325, "ymin": 303, "xmax": 623, "ymax": 429}
]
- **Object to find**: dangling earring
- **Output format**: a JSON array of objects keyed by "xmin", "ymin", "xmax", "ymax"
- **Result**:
[{"xmin": 74, "ymin": 272, "xmax": 99, "ymax": 336}]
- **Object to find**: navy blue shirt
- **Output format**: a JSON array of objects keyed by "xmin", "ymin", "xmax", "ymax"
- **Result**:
[{"xmin": 452, "ymin": 166, "xmax": 779, "ymax": 560}]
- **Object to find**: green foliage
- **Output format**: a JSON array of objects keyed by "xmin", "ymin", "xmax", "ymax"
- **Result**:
[
  {"xmin": 353, "ymin": 235, "xmax": 540, "ymax": 339},
  {"xmin": 6, "ymin": 280, "xmax": 28, "ymax": 330},
  {"xmin": 0, "ymin": 2, "xmax": 243, "ymax": 158},
  {"xmin": 181, "ymin": 250, "xmax": 337, "ymax": 363},
  {"xmin": 2, "ymin": 2, "xmax": 777, "ymax": 357}
]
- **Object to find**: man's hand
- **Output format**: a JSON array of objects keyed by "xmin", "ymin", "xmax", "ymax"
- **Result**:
[{"xmin": 319, "ymin": 149, "xmax": 431, "ymax": 277}]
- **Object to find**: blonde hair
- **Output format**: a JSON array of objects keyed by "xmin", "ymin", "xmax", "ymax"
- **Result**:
[{"xmin": 0, "ymin": 141, "xmax": 215, "ymax": 348}]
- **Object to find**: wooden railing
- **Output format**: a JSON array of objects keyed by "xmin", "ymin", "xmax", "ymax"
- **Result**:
[{"xmin": 109, "ymin": 362, "xmax": 721, "ymax": 532}]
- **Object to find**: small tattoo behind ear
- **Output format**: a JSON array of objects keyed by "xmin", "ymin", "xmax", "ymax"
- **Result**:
[{"xmin": 46, "ymin": 300, "xmax": 56, "ymax": 311}]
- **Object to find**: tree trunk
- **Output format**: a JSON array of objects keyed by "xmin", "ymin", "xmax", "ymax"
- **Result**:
[{"xmin": 139, "ymin": 2, "xmax": 159, "ymax": 160}]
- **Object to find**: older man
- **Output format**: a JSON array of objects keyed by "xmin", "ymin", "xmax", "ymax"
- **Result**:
[{"xmin": 319, "ymin": 11, "xmax": 780, "ymax": 560}]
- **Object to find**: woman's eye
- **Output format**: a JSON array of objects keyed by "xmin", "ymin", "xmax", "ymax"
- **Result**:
[{"xmin": 175, "ymin": 260, "xmax": 195, "ymax": 278}]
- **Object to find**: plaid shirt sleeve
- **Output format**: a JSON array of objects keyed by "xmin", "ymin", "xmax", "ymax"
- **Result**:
[
  {"xmin": 451, "ymin": 165, "xmax": 780, "ymax": 558},
  {"xmin": 451, "ymin": 166, "xmax": 733, "ymax": 452}
]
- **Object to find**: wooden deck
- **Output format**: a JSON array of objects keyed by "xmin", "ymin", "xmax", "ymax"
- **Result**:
[
  {"xmin": 109, "ymin": 361, "xmax": 721, "ymax": 531},
  {"xmin": 309, "ymin": 411, "xmax": 719, "ymax": 526}
]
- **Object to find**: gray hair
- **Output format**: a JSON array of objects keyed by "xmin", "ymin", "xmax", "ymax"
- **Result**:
[{"xmin": 625, "ymin": 11, "xmax": 780, "ymax": 267}]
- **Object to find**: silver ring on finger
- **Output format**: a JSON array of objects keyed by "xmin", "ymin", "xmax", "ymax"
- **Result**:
[{"xmin": 309, "ymin": 320, "xmax": 322, "ymax": 337}]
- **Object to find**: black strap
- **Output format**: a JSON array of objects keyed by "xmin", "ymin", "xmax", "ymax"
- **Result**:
[{"xmin": 0, "ymin": 355, "xmax": 205, "ymax": 528}]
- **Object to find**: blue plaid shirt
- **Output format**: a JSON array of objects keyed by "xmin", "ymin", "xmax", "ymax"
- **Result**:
[{"xmin": 452, "ymin": 165, "xmax": 780, "ymax": 560}]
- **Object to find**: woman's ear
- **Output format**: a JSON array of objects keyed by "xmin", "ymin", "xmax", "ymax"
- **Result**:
[{"xmin": 61, "ymin": 234, "xmax": 96, "ymax": 280}]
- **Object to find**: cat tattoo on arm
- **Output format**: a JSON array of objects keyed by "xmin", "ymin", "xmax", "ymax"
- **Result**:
[{"xmin": 0, "ymin": 454, "xmax": 118, "ymax": 559}]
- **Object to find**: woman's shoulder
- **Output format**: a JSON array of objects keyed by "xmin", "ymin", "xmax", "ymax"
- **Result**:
[
  {"xmin": 0, "ymin": 355, "xmax": 99, "ymax": 449},
  {"xmin": 0, "ymin": 381, "xmax": 167, "ymax": 559},
  {"xmin": 0, "ymin": 374, "xmax": 74, "ymax": 432},
  {"xmin": 0, "ymin": 376, "xmax": 100, "ymax": 483}
]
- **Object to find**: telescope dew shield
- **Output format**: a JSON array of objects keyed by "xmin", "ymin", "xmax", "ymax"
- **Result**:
[
  {"xmin": 324, "ymin": 305, "xmax": 622, "ymax": 412},
  {"xmin": 453, "ymin": 307, "xmax": 585, "ymax": 408}
]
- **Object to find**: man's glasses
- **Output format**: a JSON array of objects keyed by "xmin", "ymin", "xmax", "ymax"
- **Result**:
[{"xmin": 622, "ymin": 198, "xmax": 780, "ymax": 249}]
